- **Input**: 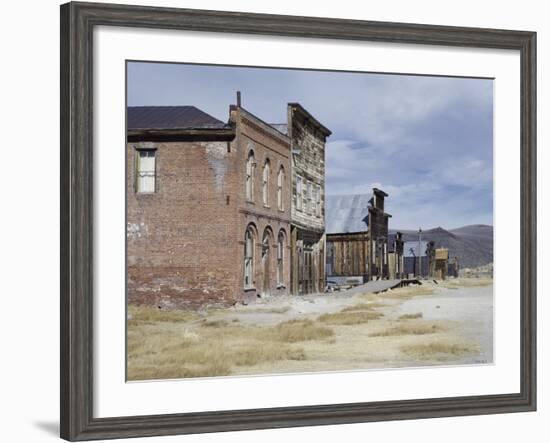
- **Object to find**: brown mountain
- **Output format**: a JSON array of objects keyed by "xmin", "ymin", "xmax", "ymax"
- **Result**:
[{"xmin": 390, "ymin": 224, "xmax": 493, "ymax": 268}]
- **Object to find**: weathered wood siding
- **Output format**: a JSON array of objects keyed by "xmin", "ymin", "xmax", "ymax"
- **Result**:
[
  {"xmin": 326, "ymin": 232, "xmax": 369, "ymax": 277},
  {"xmin": 288, "ymin": 104, "xmax": 331, "ymax": 294},
  {"xmin": 289, "ymin": 106, "xmax": 326, "ymax": 233}
]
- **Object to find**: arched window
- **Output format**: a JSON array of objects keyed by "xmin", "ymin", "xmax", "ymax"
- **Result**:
[
  {"xmin": 277, "ymin": 231, "xmax": 285, "ymax": 286},
  {"xmin": 246, "ymin": 150, "xmax": 255, "ymax": 201},
  {"xmin": 277, "ymin": 166, "xmax": 285, "ymax": 211},
  {"xmin": 262, "ymin": 159, "xmax": 270, "ymax": 206},
  {"xmin": 244, "ymin": 226, "xmax": 255, "ymax": 288}
]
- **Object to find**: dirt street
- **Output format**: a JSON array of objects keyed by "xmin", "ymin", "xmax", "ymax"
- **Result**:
[{"xmin": 127, "ymin": 278, "xmax": 494, "ymax": 380}]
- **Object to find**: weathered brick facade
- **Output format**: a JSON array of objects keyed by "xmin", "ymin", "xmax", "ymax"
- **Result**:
[
  {"xmin": 231, "ymin": 106, "xmax": 292, "ymax": 302},
  {"xmin": 127, "ymin": 105, "xmax": 291, "ymax": 309}
]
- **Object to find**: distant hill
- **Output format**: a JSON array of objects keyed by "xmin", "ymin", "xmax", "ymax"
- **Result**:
[
  {"xmin": 325, "ymin": 195, "xmax": 493, "ymax": 268},
  {"xmin": 390, "ymin": 224, "xmax": 493, "ymax": 268}
]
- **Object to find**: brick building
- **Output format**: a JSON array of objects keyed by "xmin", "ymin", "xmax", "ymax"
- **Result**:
[{"xmin": 126, "ymin": 103, "xmax": 291, "ymax": 309}]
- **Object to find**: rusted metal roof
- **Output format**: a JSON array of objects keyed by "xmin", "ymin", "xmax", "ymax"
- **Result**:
[{"xmin": 127, "ymin": 106, "xmax": 229, "ymax": 130}]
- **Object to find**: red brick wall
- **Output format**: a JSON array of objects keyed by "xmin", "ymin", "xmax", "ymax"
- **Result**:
[
  {"xmin": 231, "ymin": 107, "xmax": 292, "ymax": 301},
  {"xmin": 127, "ymin": 106, "xmax": 292, "ymax": 309},
  {"xmin": 127, "ymin": 139, "xmax": 242, "ymax": 309}
]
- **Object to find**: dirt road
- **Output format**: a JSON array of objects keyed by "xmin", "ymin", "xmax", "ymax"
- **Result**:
[{"xmin": 127, "ymin": 278, "xmax": 494, "ymax": 380}]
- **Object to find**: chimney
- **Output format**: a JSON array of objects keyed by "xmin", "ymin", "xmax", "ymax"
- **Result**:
[{"xmin": 236, "ymin": 91, "xmax": 242, "ymax": 107}]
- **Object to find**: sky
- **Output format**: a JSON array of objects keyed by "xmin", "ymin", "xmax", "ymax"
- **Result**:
[{"xmin": 127, "ymin": 61, "xmax": 493, "ymax": 230}]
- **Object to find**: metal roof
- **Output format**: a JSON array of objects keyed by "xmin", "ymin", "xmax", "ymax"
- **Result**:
[
  {"xmin": 127, "ymin": 106, "xmax": 228, "ymax": 130},
  {"xmin": 270, "ymin": 123, "xmax": 289, "ymax": 135},
  {"xmin": 325, "ymin": 194, "xmax": 370, "ymax": 234}
]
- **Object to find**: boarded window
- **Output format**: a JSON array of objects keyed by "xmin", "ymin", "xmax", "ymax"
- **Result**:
[
  {"xmin": 136, "ymin": 149, "xmax": 156, "ymax": 193},
  {"xmin": 316, "ymin": 185, "xmax": 322, "ymax": 217},
  {"xmin": 296, "ymin": 176, "xmax": 303, "ymax": 211},
  {"xmin": 306, "ymin": 181, "xmax": 312, "ymax": 214}
]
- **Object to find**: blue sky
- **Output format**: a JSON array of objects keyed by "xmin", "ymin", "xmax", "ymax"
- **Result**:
[{"xmin": 127, "ymin": 61, "xmax": 493, "ymax": 230}]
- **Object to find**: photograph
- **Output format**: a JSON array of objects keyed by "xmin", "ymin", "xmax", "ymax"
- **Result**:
[
  {"xmin": 126, "ymin": 61, "xmax": 494, "ymax": 381},
  {"xmin": 53, "ymin": 1, "xmax": 537, "ymax": 440}
]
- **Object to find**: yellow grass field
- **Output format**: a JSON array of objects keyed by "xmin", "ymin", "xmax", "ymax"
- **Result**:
[{"xmin": 127, "ymin": 279, "xmax": 492, "ymax": 380}]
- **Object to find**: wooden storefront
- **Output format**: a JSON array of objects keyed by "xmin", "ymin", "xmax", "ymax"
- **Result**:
[{"xmin": 326, "ymin": 232, "xmax": 369, "ymax": 279}]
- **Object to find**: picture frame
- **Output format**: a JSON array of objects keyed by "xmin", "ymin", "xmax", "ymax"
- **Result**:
[{"xmin": 60, "ymin": 1, "xmax": 537, "ymax": 441}]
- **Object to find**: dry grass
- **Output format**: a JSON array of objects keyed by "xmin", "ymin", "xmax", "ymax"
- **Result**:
[
  {"xmin": 400, "ymin": 341, "xmax": 480, "ymax": 361},
  {"xmin": 127, "ymin": 305, "xmax": 332, "ymax": 380},
  {"xmin": 127, "ymin": 304, "xmax": 199, "ymax": 325},
  {"xmin": 243, "ymin": 306, "xmax": 291, "ymax": 314},
  {"xmin": 359, "ymin": 284, "xmax": 435, "ymax": 301},
  {"xmin": 128, "ymin": 278, "xmax": 490, "ymax": 379},
  {"xmin": 370, "ymin": 322, "xmax": 443, "ymax": 337},
  {"xmin": 340, "ymin": 302, "xmax": 387, "ymax": 312},
  {"xmin": 385, "ymin": 285, "xmax": 435, "ymax": 299},
  {"xmin": 439, "ymin": 278, "xmax": 493, "ymax": 289},
  {"xmin": 268, "ymin": 319, "xmax": 334, "ymax": 343},
  {"xmin": 200, "ymin": 319, "xmax": 230, "ymax": 328},
  {"xmin": 398, "ymin": 312, "xmax": 423, "ymax": 320},
  {"xmin": 318, "ymin": 310, "xmax": 384, "ymax": 325}
]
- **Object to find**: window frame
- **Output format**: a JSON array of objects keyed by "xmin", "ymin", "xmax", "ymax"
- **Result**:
[
  {"xmin": 246, "ymin": 150, "xmax": 256, "ymax": 202},
  {"xmin": 306, "ymin": 181, "xmax": 312, "ymax": 215},
  {"xmin": 134, "ymin": 147, "xmax": 157, "ymax": 194},
  {"xmin": 262, "ymin": 158, "xmax": 271, "ymax": 207},
  {"xmin": 296, "ymin": 175, "xmax": 303, "ymax": 211},
  {"xmin": 277, "ymin": 231, "xmax": 285, "ymax": 287},
  {"xmin": 244, "ymin": 226, "xmax": 255, "ymax": 289},
  {"xmin": 316, "ymin": 184, "xmax": 322, "ymax": 217},
  {"xmin": 277, "ymin": 166, "xmax": 285, "ymax": 211}
]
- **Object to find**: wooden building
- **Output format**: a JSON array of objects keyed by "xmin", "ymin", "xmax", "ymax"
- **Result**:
[
  {"xmin": 325, "ymin": 188, "xmax": 392, "ymax": 284},
  {"xmin": 366, "ymin": 188, "xmax": 392, "ymax": 280},
  {"xmin": 447, "ymin": 256, "xmax": 460, "ymax": 278},
  {"xmin": 434, "ymin": 247, "xmax": 449, "ymax": 280},
  {"xmin": 388, "ymin": 231, "xmax": 405, "ymax": 279},
  {"xmin": 285, "ymin": 103, "xmax": 332, "ymax": 294},
  {"xmin": 325, "ymin": 231, "xmax": 369, "ymax": 285}
]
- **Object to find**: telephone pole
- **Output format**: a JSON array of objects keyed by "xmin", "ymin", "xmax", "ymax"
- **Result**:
[{"xmin": 417, "ymin": 227, "xmax": 422, "ymax": 278}]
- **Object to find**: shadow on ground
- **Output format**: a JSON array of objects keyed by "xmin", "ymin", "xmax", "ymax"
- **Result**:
[{"xmin": 33, "ymin": 421, "xmax": 59, "ymax": 437}]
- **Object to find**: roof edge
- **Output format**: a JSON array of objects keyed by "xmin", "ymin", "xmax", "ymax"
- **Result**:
[
  {"xmin": 127, "ymin": 127, "xmax": 236, "ymax": 142},
  {"xmin": 288, "ymin": 102, "xmax": 332, "ymax": 136},
  {"xmin": 232, "ymin": 105, "xmax": 291, "ymax": 146}
]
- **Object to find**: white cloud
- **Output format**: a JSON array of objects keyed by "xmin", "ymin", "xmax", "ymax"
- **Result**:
[{"xmin": 128, "ymin": 62, "xmax": 494, "ymax": 228}]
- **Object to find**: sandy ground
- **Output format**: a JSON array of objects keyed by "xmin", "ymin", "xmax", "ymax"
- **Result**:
[
  {"xmin": 127, "ymin": 278, "xmax": 494, "ymax": 380},
  {"xmin": 395, "ymin": 285, "xmax": 493, "ymax": 364}
]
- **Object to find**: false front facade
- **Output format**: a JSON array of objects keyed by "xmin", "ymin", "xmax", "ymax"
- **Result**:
[
  {"xmin": 286, "ymin": 103, "xmax": 332, "ymax": 294},
  {"xmin": 325, "ymin": 189, "xmax": 392, "ymax": 285}
]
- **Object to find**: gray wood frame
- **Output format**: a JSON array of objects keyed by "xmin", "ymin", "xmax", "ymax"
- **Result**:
[{"xmin": 60, "ymin": 1, "xmax": 537, "ymax": 441}]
